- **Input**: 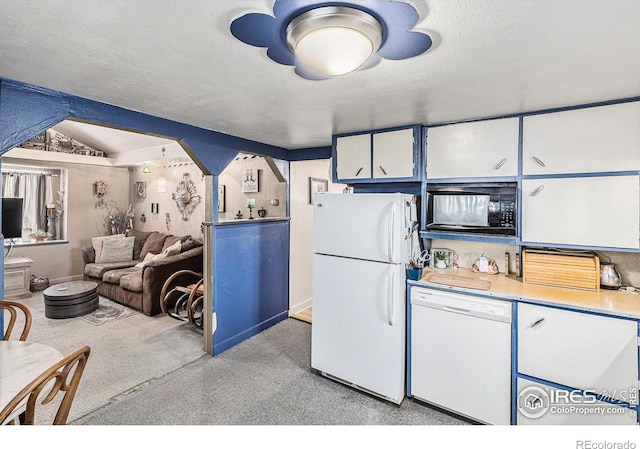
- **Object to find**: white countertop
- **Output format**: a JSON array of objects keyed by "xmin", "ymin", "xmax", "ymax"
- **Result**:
[{"xmin": 410, "ymin": 268, "xmax": 640, "ymax": 320}]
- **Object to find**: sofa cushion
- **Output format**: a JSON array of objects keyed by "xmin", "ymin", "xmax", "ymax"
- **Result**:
[
  {"xmin": 92, "ymin": 234, "xmax": 125, "ymax": 263},
  {"xmin": 102, "ymin": 267, "xmax": 141, "ymax": 285},
  {"xmin": 84, "ymin": 260, "xmax": 138, "ymax": 279},
  {"xmin": 127, "ymin": 229, "xmax": 155, "ymax": 260},
  {"xmin": 139, "ymin": 232, "xmax": 167, "ymax": 260},
  {"xmin": 119, "ymin": 272, "xmax": 143, "ymax": 293},
  {"xmin": 99, "ymin": 236, "xmax": 135, "ymax": 263}
]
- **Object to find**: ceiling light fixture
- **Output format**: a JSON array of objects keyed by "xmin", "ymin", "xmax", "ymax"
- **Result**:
[
  {"xmin": 142, "ymin": 165, "xmax": 151, "ymax": 174},
  {"xmin": 285, "ymin": 6, "xmax": 382, "ymax": 77},
  {"xmin": 230, "ymin": 0, "xmax": 433, "ymax": 80}
]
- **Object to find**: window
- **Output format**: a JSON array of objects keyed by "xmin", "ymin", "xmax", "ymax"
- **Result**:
[{"xmin": 2, "ymin": 164, "xmax": 67, "ymax": 244}]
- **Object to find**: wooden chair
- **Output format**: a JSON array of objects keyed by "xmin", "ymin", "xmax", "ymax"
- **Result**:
[
  {"xmin": 1, "ymin": 300, "xmax": 32, "ymax": 341},
  {"xmin": 0, "ymin": 346, "xmax": 91, "ymax": 425},
  {"xmin": 160, "ymin": 270, "xmax": 204, "ymax": 329}
]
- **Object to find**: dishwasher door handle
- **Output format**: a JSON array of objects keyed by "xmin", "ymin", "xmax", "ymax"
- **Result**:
[{"xmin": 443, "ymin": 305, "xmax": 472, "ymax": 315}]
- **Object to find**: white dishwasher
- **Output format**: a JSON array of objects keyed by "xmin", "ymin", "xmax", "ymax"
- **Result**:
[{"xmin": 410, "ymin": 286, "xmax": 512, "ymax": 425}]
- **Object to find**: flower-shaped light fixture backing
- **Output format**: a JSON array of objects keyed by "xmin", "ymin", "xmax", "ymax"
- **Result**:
[{"xmin": 230, "ymin": 0, "xmax": 432, "ymax": 80}]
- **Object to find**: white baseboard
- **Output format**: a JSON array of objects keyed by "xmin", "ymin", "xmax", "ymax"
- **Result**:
[
  {"xmin": 49, "ymin": 274, "xmax": 83, "ymax": 285},
  {"xmin": 289, "ymin": 297, "xmax": 312, "ymax": 316}
]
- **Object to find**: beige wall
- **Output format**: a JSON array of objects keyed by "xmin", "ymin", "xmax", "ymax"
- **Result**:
[
  {"xmin": 218, "ymin": 154, "xmax": 286, "ymax": 221},
  {"xmin": 3, "ymin": 157, "xmax": 130, "ymax": 283},
  {"xmin": 128, "ymin": 162, "xmax": 204, "ymax": 239},
  {"xmin": 289, "ymin": 159, "xmax": 344, "ymax": 314}
]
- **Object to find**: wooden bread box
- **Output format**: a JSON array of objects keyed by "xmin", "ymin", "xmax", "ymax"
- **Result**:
[{"xmin": 522, "ymin": 248, "xmax": 600, "ymax": 292}]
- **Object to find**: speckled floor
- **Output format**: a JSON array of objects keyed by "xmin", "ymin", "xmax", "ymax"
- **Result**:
[{"xmin": 73, "ymin": 318, "xmax": 468, "ymax": 426}]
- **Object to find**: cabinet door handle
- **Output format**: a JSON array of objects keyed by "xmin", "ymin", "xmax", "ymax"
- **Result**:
[
  {"xmin": 355, "ymin": 167, "xmax": 363, "ymax": 177},
  {"xmin": 529, "ymin": 185, "xmax": 545, "ymax": 197},
  {"xmin": 531, "ymin": 156, "xmax": 546, "ymax": 167},
  {"xmin": 378, "ymin": 165, "xmax": 387, "ymax": 175},
  {"xmin": 529, "ymin": 317, "xmax": 545, "ymax": 329},
  {"xmin": 494, "ymin": 158, "xmax": 507, "ymax": 170}
]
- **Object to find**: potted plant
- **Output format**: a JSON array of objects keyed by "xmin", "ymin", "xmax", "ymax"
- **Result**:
[{"xmin": 434, "ymin": 251, "xmax": 448, "ymax": 269}]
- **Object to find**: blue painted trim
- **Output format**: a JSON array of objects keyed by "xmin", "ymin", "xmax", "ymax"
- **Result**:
[
  {"xmin": 515, "ymin": 299, "xmax": 639, "ymax": 322},
  {"xmin": 353, "ymin": 182, "xmax": 421, "ymax": 195},
  {"xmin": 213, "ymin": 311, "xmax": 289, "ymax": 356},
  {"xmin": 516, "ymin": 373, "xmax": 637, "ymax": 410},
  {"xmin": 420, "ymin": 231, "xmax": 519, "ymax": 245},
  {"xmin": 511, "ymin": 301, "xmax": 519, "ymax": 425},
  {"xmin": 519, "ymin": 240, "xmax": 640, "ymax": 253},
  {"xmin": 425, "ymin": 176, "xmax": 519, "ymax": 184},
  {"xmin": 288, "ymin": 146, "xmax": 332, "ymax": 161},
  {"xmin": 406, "ymin": 285, "xmax": 413, "ymax": 397},
  {"xmin": 522, "ymin": 171, "xmax": 640, "ymax": 180}
]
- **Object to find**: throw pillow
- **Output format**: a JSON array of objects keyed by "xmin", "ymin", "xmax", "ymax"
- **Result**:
[
  {"xmin": 139, "ymin": 232, "xmax": 167, "ymax": 260},
  {"xmin": 162, "ymin": 235, "xmax": 193, "ymax": 252},
  {"xmin": 92, "ymin": 234, "xmax": 125, "ymax": 263},
  {"xmin": 180, "ymin": 237, "xmax": 202, "ymax": 253},
  {"xmin": 134, "ymin": 240, "xmax": 181, "ymax": 268},
  {"xmin": 98, "ymin": 236, "xmax": 135, "ymax": 263},
  {"xmin": 127, "ymin": 229, "xmax": 154, "ymax": 260}
]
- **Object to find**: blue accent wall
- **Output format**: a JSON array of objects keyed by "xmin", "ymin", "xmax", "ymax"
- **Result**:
[
  {"xmin": 212, "ymin": 220, "xmax": 290, "ymax": 355},
  {"xmin": 0, "ymin": 78, "xmax": 291, "ymax": 349}
]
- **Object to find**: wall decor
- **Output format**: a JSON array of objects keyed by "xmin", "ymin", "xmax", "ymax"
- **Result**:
[
  {"xmin": 218, "ymin": 185, "xmax": 225, "ymax": 212},
  {"xmin": 242, "ymin": 168, "xmax": 259, "ymax": 192},
  {"xmin": 151, "ymin": 203, "xmax": 159, "ymax": 214},
  {"xmin": 309, "ymin": 177, "xmax": 328, "ymax": 205},
  {"xmin": 93, "ymin": 180, "xmax": 108, "ymax": 207},
  {"xmin": 135, "ymin": 181, "xmax": 146, "ymax": 199},
  {"xmin": 165, "ymin": 212, "xmax": 171, "ymax": 231},
  {"xmin": 172, "ymin": 173, "xmax": 202, "ymax": 221}
]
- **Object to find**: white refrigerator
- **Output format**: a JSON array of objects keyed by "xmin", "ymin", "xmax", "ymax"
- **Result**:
[{"xmin": 311, "ymin": 192, "xmax": 418, "ymax": 404}]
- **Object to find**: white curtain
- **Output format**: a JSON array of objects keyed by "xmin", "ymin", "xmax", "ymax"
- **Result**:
[{"xmin": 2, "ymin": 172, "xmax": 50, "ymax": 233}]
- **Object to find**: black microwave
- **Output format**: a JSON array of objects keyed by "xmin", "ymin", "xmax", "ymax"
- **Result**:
[{"xmin": 425, "ymin": 182, "xmax": 517, "ymax": 236}]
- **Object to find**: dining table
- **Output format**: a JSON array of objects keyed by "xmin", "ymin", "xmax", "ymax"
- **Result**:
[{"xmin": 0, "ymin": 340, "xmax": 63, "ymax": 424}]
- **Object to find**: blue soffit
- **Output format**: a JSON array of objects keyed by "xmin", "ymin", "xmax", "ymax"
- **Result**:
[{"xmin": 230, "ymin": 0, "xmax": 432, "ymax": 80}]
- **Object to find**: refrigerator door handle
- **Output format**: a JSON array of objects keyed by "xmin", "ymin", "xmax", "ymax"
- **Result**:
[
  {"xmin": 388, "ymin": 203, "xmax": 395, "ymax": 263},
  {"xmin": 387, "ymin": 266, "xmax": 394, "ymax": 326}
]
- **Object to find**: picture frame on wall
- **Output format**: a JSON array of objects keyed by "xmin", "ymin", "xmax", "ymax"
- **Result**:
[
  {"xmin": 309, "ymin": 177, "xmax": 328, "ymax": 205},
  {"xmin": 218, "ymin": 185, "xmax": 225, "ymax": 212},
  {"xmin": 135, "ymin": 181, "xmax": 146, "ymax": 199},
  {"xmin": 242, "ymin": 168, "xmax": 259, "ymax": 192}
]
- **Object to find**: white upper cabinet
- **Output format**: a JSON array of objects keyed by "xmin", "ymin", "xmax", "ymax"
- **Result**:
[
  {"xmin": 334, "ymin": 127, "xmax": 418, "ymax": 182},
  {"xmin": 521, "ymin": 175, "xmax": 640, "ymax": 249},
  {"xmin": 335, "ymin": 133, "xmax": 371, "ymax": 180},
  {"xmin": 426, "ymin": 117, "xmax": 519, "ymax": 179},
  {"xmin": 523, "ymin": 102, "xmax": 640, "ymax": 175},
  {"xmin": 372, "ymin": 128, "xmax": 415, "ymax": 179}
]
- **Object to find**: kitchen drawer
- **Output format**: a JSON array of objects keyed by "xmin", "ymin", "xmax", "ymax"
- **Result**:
[
  {"xmin": 516, "ymin": 378, "xmax": 638, "ymax": 425},
  {"xmin": 517, "ymin": 303, "xmax": 638, "ymax": 402}
]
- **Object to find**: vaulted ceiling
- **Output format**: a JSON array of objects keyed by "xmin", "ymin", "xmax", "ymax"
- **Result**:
[{"xmin": 1, "ymin": 0, "xmax": 639, "ymax": 153}]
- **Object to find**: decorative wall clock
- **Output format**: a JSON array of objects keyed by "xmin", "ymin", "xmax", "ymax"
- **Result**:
[{"xmin": 172, "ymin": 173, "xmax": 202, "ymax": 221}]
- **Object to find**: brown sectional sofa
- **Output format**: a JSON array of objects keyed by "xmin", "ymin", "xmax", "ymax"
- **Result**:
[{"xmin": 81, "ymin": 229, "xmax": 203, "ymax": 316}]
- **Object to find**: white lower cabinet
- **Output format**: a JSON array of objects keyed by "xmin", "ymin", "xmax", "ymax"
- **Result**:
[
  {"xmin": 516, "ymin": 378, "xmax": 638, "ymax": 425},
  {"xmin": 517, "ymin": 302, "xmax": 639, "ymax": 425}
]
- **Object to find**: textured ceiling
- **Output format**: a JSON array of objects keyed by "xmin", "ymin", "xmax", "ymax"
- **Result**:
[{"xmin": 0, "ymin": 0, "xmax": 639, "ymax": 151}]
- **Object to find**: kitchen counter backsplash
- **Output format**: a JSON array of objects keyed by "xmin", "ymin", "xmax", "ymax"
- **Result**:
[{"xmin": 430, "ymin": 240, "xmax": 640, "ymax": 289}]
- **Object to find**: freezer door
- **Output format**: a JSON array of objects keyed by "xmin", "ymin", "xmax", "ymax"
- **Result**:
[
  {"xmin": 313, "ymin": 193, "xmax": 412, "ymax": 264},
  {"xmin": 311, "ymin": 254, "xmax": 406, "ymax": 404}
]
